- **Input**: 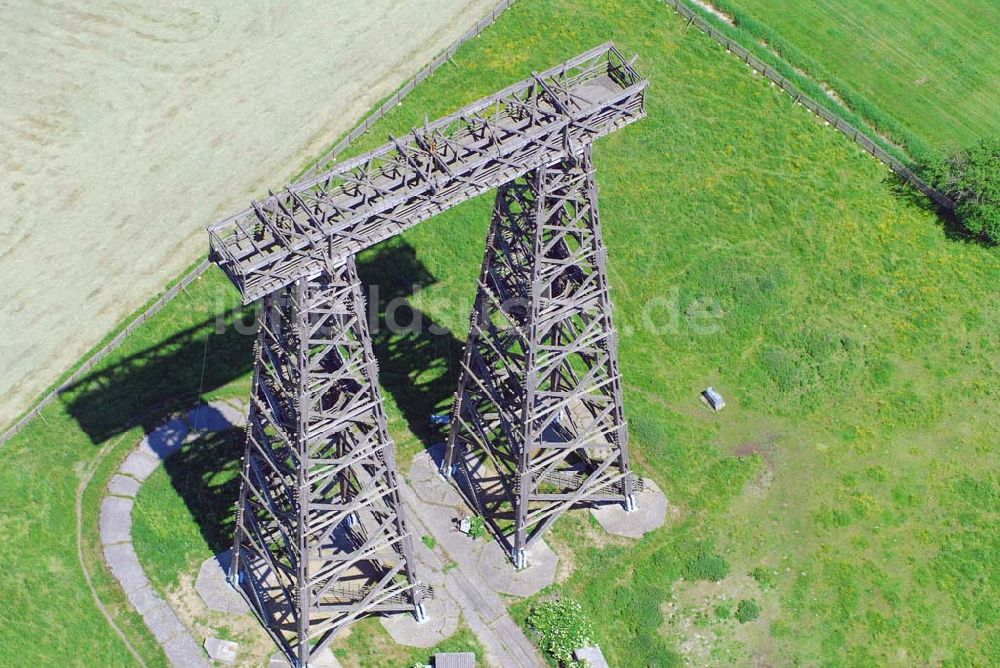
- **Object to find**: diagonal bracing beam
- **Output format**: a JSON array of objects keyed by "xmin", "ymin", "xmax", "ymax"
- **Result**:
[
  {"xmin": 443, "ymin": 146, "xmax": 638, "ymax": 567},
  {"xmin": 229, "ymin": 258, "xmax": 426, "ymax": 667}
]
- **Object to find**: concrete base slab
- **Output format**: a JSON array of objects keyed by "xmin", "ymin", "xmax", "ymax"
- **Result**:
[
  {"xmin": 195, "ymin": 551, "xmax": 249, "ymax": 615},
  {"xmin": 477, "ymin": 538, "xmax": 557, "ymax": 598},
  {"xmin": 590, "ymin": 477, "xmax": 667, "ymax": 539},
  {"xmin": 269, "ymin": 648, "xmax": 342, "ymax": 668},
  {"xmin": 380, "ymin": 584, "xmax": 459, "ymax": 649},
  {"xmin": 138, "ymin": 417, "xmax": 189, "ymax": 459},
  {"xmin": 410, "ymin": 445, "xmax": 466, "ymax": 509},
  {"xmin": 204, "ymin": 637, "xmax": 239, "ymax": 664}
]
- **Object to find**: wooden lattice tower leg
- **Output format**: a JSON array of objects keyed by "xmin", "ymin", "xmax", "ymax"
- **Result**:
[
  {"xmin": 443, "ymin": 147, "xmax": 637, "ymax": 567},
  {"xmin": 229, "ymin": 257, "xmax": 426, "ymax": 667}
]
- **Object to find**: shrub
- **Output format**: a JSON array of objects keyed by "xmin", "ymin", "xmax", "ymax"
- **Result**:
[
  {"xmin": 683, "ymin": 552, "xmax": 731, "ymax": 581},
  {"xmin": 422, "ymin": 535, "xmax": 436, "ymax": 550},
  {"xmin": 749, "ymin": 566, "xmax": 775, "ymax": 589},
  {"xmin": 736, "ymin": 598, "xmax": 762, "ymax": 623},
  {"xmin": 714, "ymin": 604, "xmax": 731, "ymax": 620},
  {"xmin": 468, "ymin": 515, "xmax": 486, "ymax": 540},
  {"xmin": 924, "ymin": 138, "xmax": 1000, "ymax": 243},
  {"xmin": 527, "ymin": 598, "xmax": 595, "ymax": 668}
]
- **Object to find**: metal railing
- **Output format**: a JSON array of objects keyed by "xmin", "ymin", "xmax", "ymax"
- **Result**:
[{"xmin": 663, "ymin": 0, "xmax": 953, "ymax": 210}]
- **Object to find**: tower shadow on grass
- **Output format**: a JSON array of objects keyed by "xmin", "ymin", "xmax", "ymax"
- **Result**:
[
  {"xmin": 358, "ymin": 242, "xmax": 466, "ymax": 453},
  {"xmin": 65, "ymin": 240, "xmax": 464, "ymax": 553},
  {"xmin": 62, "ymin": 314, "xmax": 256, "ymax": 445},
  {"xmin": 160, "ymin": 428, "xmax": 243, "ymax": 555}
]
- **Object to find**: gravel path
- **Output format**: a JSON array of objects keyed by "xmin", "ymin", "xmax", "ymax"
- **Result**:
[
  {"xmin": 402, "ymin": 448, "xmax": 548, "ymax": 667},
  {"xmin": 402, "ymin": 497, "xmax": 547, "ymax": 668}
]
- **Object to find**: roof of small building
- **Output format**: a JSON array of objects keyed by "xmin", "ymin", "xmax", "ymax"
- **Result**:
[
  {"xmin": 434, "ymin": 652, "xmax": 476, "ymax": 668},
  {"xmin": 575, "ymin": 646, "xmax": 610, "ymax": 668}
]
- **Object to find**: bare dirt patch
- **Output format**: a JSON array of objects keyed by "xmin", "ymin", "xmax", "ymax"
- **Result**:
[
  {"xmin": 166, "ymin": 571, "xmax": 276, "ymax": 666},
  {"xmin": 0, "ymin": 0, "xmax": 496, "ymax": 427},
  {"xmin": 662, "ymin": 574, "xmax": 780, "ymax": 666},
  {"xmin": 688, "ymin": 0, "xmax": 736, "ymax": 25},
  {"xmin": 732, "ymin": 434, "xmax": 781, "ymax": 497}
]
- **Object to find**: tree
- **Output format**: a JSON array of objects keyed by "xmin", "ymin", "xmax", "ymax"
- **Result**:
[
  {"xmin": 924, "ymin": 138, "xmax": 1000, "ymax": 243},
  {"xmin": 468, "ymin": 515, "xmax": 486, "ymax": 540}
]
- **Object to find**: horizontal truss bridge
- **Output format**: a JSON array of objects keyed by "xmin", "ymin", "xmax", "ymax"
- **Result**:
[{"xmin": 209, "ymin": 42, "xmax": 646, "ymax": 304}]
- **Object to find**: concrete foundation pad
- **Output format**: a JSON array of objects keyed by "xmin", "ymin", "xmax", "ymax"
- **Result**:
[
  {"xmin": 204, "ymin": 637, "xmax": 239, "ymax": 664},
  {"xmin": 477, "ymin": 538, "xmax": 557, "ymax": 598},
  {"xmin": 410, "ymin": 446, "xmax": 466, "ymax": 509},
  {"xmin": 380, "ymin": 586, "xmax": 459, "ymax": 648},
  {"xmin": 195, "ymin": 551, "xmax": 249, "ymax": 615},
  {"xmin": 590, "ymin": 478, "xmax": 668, "ymax": 539},
  {"xmin": 137, "ymin": 417, "xmax": 189, "ymax": 460},
  {"xmin": 269, "ymin": 648, "xmax": 342, "ymax": 668}
]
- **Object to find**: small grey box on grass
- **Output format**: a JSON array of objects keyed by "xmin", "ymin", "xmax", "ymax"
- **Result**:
[{"xmin": 702, "ymin": 386, "xmax": 726, "ymax": 411}]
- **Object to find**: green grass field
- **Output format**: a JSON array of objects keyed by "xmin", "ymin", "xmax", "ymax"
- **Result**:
[
  {"xmin": 0, "ymin": 0, "xmax": 997, "ymax": 665},
  {"xmin": 705, "ymin": 0, "xmax": 1000, "ymax": 153}
]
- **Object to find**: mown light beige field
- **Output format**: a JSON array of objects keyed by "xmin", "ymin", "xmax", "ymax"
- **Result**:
[{"xmin": 0, "ymin": 0, "xmax": 495, "ymax": 428}]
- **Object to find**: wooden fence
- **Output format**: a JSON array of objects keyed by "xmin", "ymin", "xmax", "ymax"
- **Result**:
[
  {"xmin": 0, "ymin": 259, "xmax": 211, "ymax": 446},
  {"xmin": 663, "ymin": 0, "xmax": 953, "ymax": 210},
  {"xmin": 0, "ymin": 0, "xmax": 519, "ymax": 448}
]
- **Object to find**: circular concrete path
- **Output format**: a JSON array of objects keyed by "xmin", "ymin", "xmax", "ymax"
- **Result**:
[{"xmin": 99, "ymin": 399, "xmax": 245, "ymax": 667}]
